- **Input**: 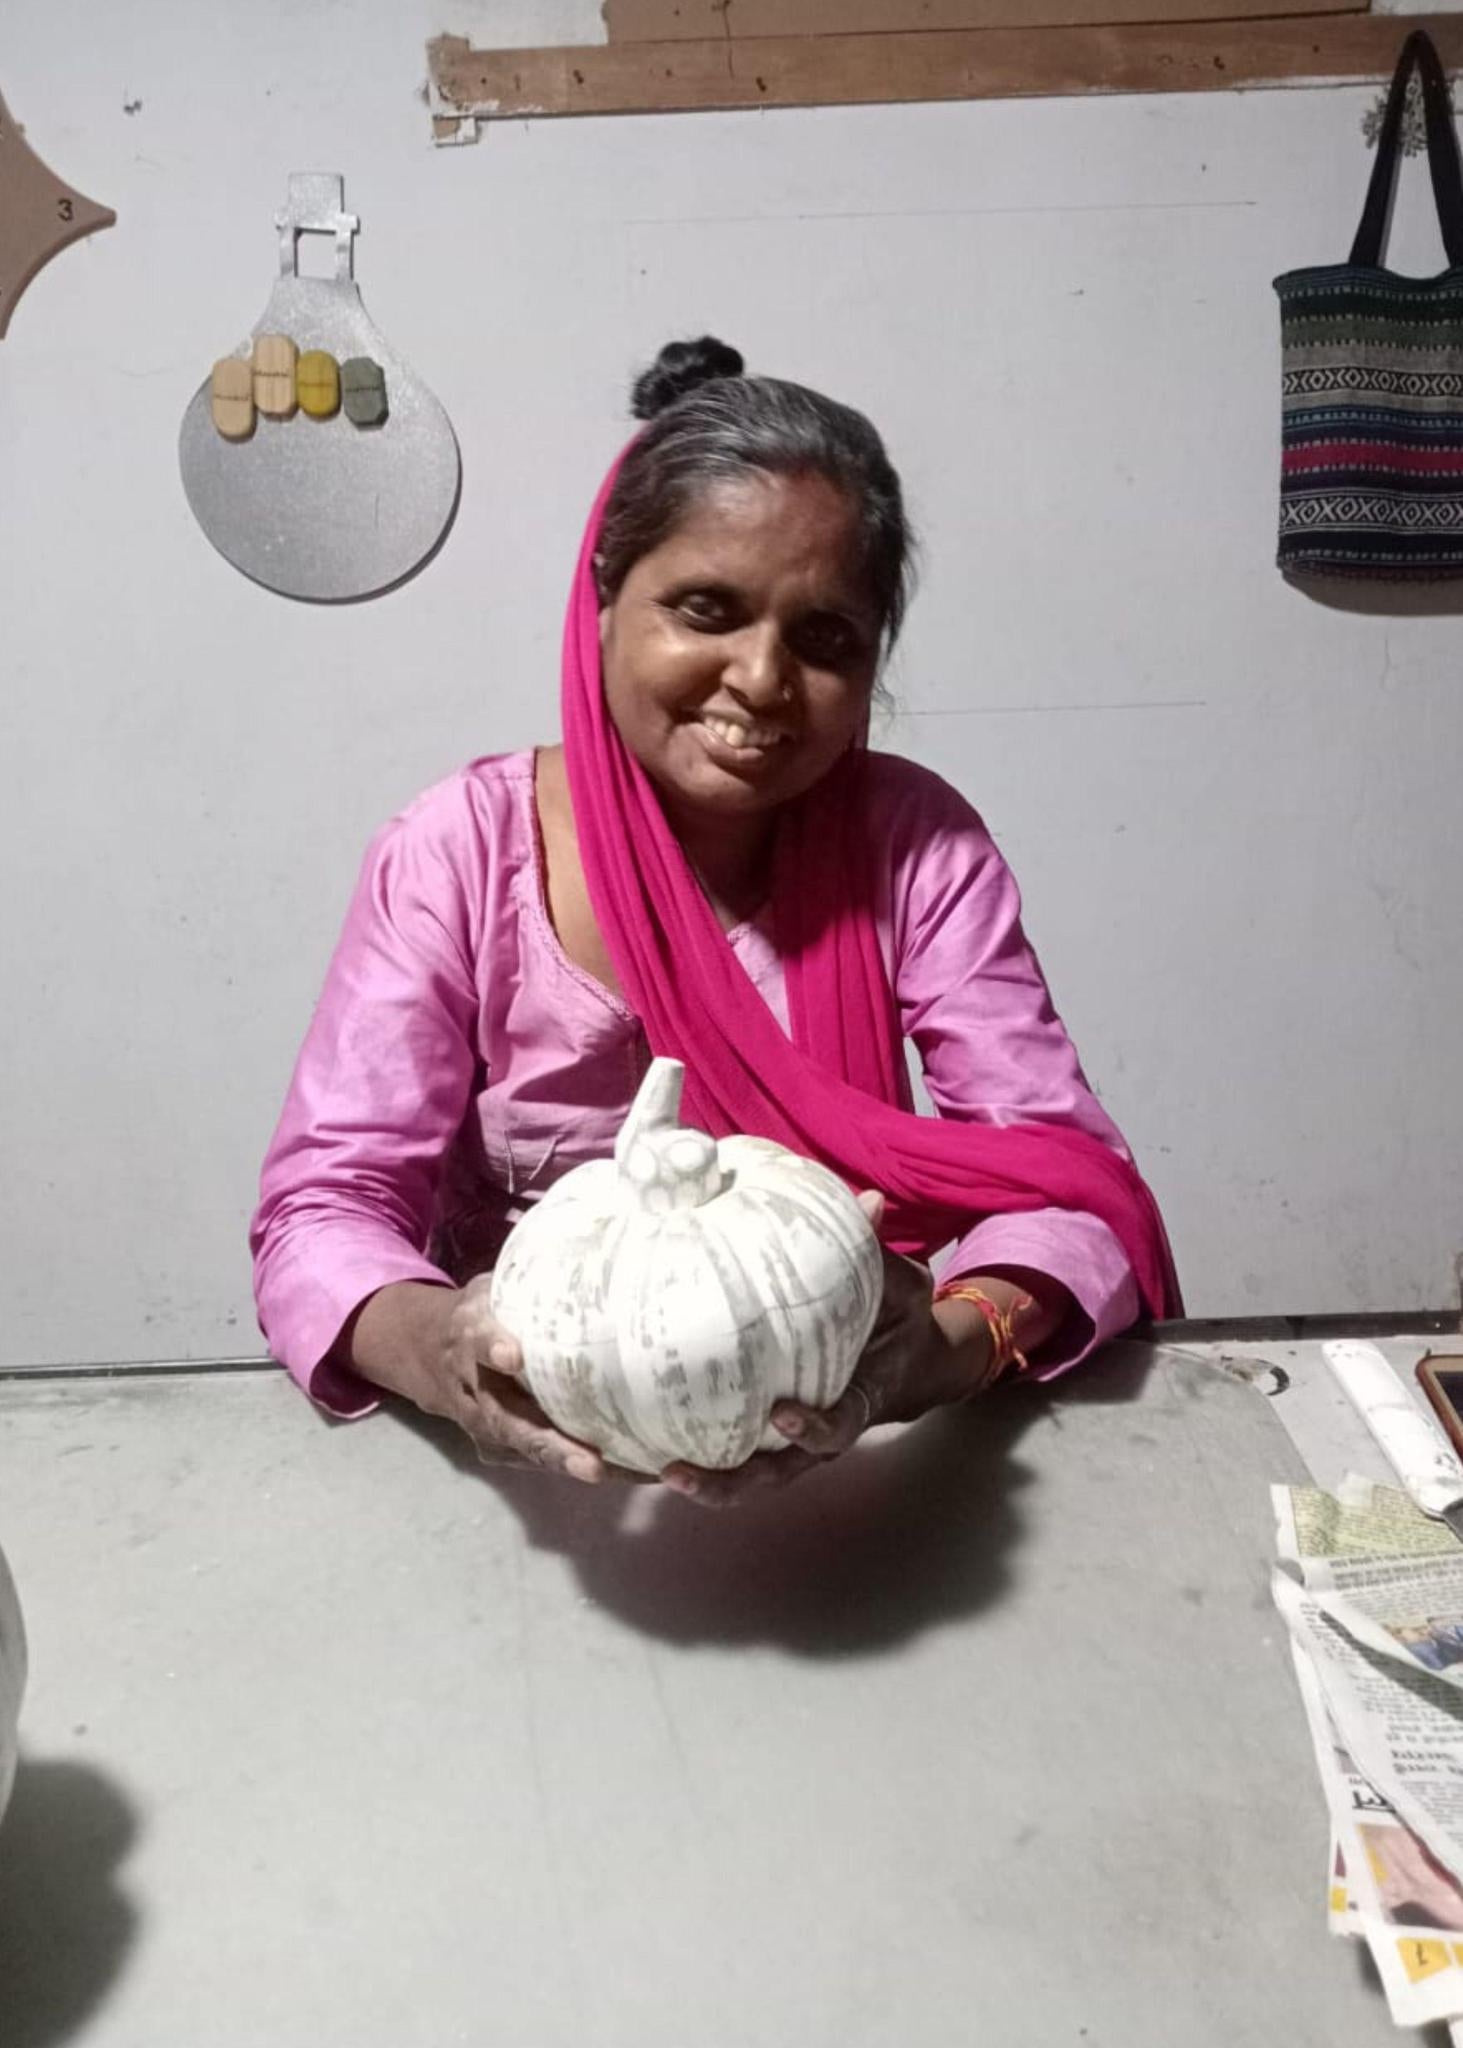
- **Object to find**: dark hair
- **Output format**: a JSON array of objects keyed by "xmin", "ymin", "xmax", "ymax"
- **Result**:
[{"xmin": 595, "ymin": 336, "xmax": 915, "ymax": 656}]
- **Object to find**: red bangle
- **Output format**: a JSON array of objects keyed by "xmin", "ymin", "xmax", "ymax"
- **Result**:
[{"xmin": 933, "ymin": 1279, "xmax": 1032, "ymax": 1383}]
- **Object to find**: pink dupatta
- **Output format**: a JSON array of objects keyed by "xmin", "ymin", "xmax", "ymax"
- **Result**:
[{"xmin": 561, "ymin": 458, "xmax": 1181, "ymax": 1319}]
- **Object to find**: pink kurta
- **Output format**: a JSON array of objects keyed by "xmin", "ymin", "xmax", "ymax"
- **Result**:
[{"xmin": 251, "ymin": 749, "xmax": 1139, "ymax": 1416}]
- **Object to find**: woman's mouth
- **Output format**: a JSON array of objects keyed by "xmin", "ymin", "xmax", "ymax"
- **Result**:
[{"xmin": 695, "ymin": 713, "xmax": 788, "ymax": 759}]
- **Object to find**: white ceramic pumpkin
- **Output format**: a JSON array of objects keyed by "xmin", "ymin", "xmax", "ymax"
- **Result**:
[
  {"xmin": 0, "ymin": 1540, "xmax": 26, "ymax": 1824},
  {"xmin": 491, "ymin": 1059, "xmax": 883, "ymax": 1474}
]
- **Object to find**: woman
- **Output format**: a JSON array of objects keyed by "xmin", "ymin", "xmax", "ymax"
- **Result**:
[{"xmin": 251, "ymin": 337, "xmax": 1178, "ymax": 1508}]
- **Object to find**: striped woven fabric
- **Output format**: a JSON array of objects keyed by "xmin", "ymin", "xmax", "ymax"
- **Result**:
[
  {"xmin": 1274, "ymin": 32, "xmax": 1463, "ymax": 581},
  {"xmin": 1275, "ymin": 265, "xmax": 1463, "ymax": 579}
]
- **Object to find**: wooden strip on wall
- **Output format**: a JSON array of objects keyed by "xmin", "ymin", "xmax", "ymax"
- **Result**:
[
  {"xmin": 430, "ymin": 17, "xmax": 1463, "ymax": 121},
  {"xmin": 604, "ymin": 0, "xmax": 1360, "ymax": 41}
]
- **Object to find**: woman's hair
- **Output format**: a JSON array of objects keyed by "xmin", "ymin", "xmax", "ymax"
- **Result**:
[{"xmin": 594, "ymin": 336, "xmax": 915, "ymax": 657}]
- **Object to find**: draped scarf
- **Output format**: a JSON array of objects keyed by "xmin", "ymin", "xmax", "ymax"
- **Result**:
[{"xmin": 561, "ymin": 454, "xmax": 1181, "ymax": 1318}]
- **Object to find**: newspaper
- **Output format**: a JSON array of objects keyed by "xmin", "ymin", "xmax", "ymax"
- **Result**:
[
  {"xmin": 1274, "ymin": 1482, "xmax": 1463, "ymax": 1856},
  {"xmin": 1329, "ymin": 1837, "xmax": 1363, "ymax": 1938},
  {"xmin": 1276, "ymin": 1573, "xmax": 1463, "ymax": 1877},
  {"xmin": 1273, "ymin": 1477, "xmax": 1463, "ymax": 2026},
  {"xmin": 1288, "ymin": 1634, "xmax": 1463, "ymax": 2027},
  {"xmin": 1275, "ymin": 1480, "xmax": 1463, "ymax": 1688}
]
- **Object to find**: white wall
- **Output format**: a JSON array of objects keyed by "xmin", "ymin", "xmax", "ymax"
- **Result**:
[{"xmin": 3, "ymin": 0, "xmax": 1460, "ymax": 1367}]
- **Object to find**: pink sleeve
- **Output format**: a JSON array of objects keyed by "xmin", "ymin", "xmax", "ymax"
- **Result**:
[
  {"xmin": 249, "ymin": 785, "xmax": 484, "ymax": 1416},
  {"xmin": 885, "ymin": 763, "xmax": 1141, "ymax": 1376}
]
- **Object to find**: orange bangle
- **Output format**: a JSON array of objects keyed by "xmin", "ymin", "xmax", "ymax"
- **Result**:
[{"xmin": 933, "ymin": 1279, "xmax": 1033, "ymax": 1383}]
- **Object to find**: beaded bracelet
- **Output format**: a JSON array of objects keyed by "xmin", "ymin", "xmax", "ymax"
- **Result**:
[{"xmin": 933, "ymin": 1279, "xmax": 1033, "ymax": 1384}]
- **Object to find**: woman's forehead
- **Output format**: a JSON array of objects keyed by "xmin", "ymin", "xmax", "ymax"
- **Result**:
[{"xmin": 647, "ymin": 472, "xmax": 870, "ymax": 593}]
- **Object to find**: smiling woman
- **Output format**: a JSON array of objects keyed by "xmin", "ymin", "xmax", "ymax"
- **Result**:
[
  {"xmin": 604, "ymin": 470, "xmax": 877, "ymax": 798},
  {"xmin": 585, "ymin": 466, "xmax": 883, "ymax": 934},
  {"xmin": 249, "ymin": 336, "xmax": 1179, "ymax": 1507}
]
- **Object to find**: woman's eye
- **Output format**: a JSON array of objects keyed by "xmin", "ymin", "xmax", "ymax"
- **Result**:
[
  {"xmin": 674, "ymin": 593, "xmax": 733, "ymax": 630},
  {"xmin": 793, "ymin": 618, "xmax": 862, "ymax": 666}
]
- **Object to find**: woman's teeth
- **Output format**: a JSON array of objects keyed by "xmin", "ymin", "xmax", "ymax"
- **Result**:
[{"xmin": 702, "ymin": 715, "xmax": 782, "ymax": 750}]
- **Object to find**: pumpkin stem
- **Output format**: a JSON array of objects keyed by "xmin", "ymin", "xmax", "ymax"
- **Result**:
[
  {"xmin": 614, "ymin": 1058, "xmax": 686, "ymax": 1169},
  {"xmin": 614, "ymin": 1058, "xmax": 725, "ymax": 1216}
]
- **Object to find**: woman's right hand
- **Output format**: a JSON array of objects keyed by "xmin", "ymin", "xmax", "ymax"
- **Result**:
[{"xmin": 348, "ymin": 1278, "xmax": 608, "ymax": 1484}]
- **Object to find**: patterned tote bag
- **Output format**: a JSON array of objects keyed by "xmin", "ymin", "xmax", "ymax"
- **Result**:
[{"xmin": 1275, "ymin": 31, "xmax": 1463, "ymax": 580}]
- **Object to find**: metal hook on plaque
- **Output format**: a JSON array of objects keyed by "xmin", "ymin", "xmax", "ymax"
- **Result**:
[{"xmin": 179, "ymin": 175, "xmax": 461, "ymax": 602}]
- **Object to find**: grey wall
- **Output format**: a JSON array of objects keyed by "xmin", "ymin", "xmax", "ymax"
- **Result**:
[{"xmin": 3, "ymin": 0, "xmax": 1460, "ymax": 1368}]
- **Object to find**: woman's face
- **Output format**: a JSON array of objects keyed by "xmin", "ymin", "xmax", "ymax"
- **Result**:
[{"xmin": 599, "ymin": 469, "xmax": 882, "ymax": 824}]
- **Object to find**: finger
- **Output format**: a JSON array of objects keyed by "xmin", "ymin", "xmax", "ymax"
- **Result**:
[
  {"xmin": 448, "ymin": 1320, "xmax": 524, "ymax": 1404},
  {"xmin": 454, "ymin": 1277, "xmax": 525, "ymax": 1377},
  {"xmin": 856, "ymin": 1188, "xmax": 886, "ymax": 1232},
  {"xmin": 773, "ymin": 1381, "xmax": 875, "ymax": 1457},
  {"xmin": 474, "ymin": 1421, "xmax": 603, "ymax": 1485},
  {"xmin": 468, "ymin": 1380, "xmax": 604, "ymax": 1485},
  {"xmin": 662, "ymin": 1448, "xmax": 820, "ymax": 1508}
]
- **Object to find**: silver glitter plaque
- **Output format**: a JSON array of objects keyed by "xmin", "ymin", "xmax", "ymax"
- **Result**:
[{"xmin": 179, "ymin": 175, "xmax": 461, "ymax": 602}]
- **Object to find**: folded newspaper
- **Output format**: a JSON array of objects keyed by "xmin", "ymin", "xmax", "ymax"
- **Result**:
[{"xmin": 1274, "ymin": 1476, "xmax": 1463, "ymax": 2031}]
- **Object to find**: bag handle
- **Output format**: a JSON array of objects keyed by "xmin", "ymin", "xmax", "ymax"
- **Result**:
[{"xmin": 1351, "ymin": 30, "xmax": 1463, "ymax": 270}]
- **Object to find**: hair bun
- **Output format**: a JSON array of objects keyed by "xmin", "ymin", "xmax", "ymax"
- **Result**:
[{"xmin": 630, "ymin": 336, "xmax": 745, "ymax": 420}]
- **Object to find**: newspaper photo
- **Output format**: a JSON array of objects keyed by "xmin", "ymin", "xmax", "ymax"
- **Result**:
[{"xmin": 1276, "ymin": 1480, "xmax": 1463, "ymax": 1688}]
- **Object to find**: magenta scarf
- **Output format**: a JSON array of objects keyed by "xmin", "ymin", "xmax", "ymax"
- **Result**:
[{"xmin": 561, "ymin": 456, "xmax": 1181, "ymax": 1319}]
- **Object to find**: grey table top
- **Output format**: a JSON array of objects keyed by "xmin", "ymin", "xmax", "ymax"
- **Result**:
[{"xmin": 0, "ymin": 1345, "xmax": 1411, "ymax": 2047}]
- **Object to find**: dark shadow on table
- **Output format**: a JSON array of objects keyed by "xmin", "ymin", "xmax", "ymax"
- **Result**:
[
  {"xmin": 398, "ymin": 1341, "xmax": 1160, "ymax": 1659},
  {"xmin": 1036, "ymin": 1336, "xmax": 1158, "ymax": 1410},
  {"xmin": 0, "ymin": 1757, "xmax": 141, "ymax": 2048}
]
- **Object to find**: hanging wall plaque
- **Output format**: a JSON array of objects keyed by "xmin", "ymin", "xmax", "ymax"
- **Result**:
[
  {"xmin": 179, "ymin": 175, "xmax": 460, "ymax": 602},
  {"xmin": 0, "ymin": 86, "xmax": 115, "ymax": 337}
]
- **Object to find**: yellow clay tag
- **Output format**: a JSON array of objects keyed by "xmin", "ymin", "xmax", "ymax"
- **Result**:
[{"xmin": 297, "ymin": 349, "xmax": 340, "ymax": 420}]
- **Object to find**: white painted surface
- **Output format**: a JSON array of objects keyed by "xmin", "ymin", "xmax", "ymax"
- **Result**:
[
  {"xmin": 0, "ymin": 1348, "xmax": 1415, "ymax": 2046},
  {"xmin": 436, "ymin": 0, "xmax": 607, "ymax": 46},
  {"xmin": 3, "ymin": 1, "xmax": 1461, "ymax": 1368}
]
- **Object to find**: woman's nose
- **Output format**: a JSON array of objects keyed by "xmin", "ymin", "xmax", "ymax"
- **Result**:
[{"xmin": 724, "ymin": 623, "xmax": 792, "ymax": 706}]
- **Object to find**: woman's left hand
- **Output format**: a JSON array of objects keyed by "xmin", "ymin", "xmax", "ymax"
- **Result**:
[{"xmin": 660, "ymin": 1207, "xmax": 990, "ymax": 1509}]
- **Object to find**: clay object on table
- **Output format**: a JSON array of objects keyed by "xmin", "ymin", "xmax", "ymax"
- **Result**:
[
  {"xmin": 0, "ymin": 1541, "xmax": 26, "ymax": 1824},
  {"xmin": 178, "ymin": 174, "xmax": 460, "ymax": 601},
  {"xmin": 0, "ymin": 86, "xmax": 115, "ymax": 338},
  {"xmin": 490, "ymin": 1058, "xmax": 885, "ymax": 1475}
]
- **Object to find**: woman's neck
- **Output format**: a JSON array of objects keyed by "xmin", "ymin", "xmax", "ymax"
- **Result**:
[
  {"xmin": 536, "ymin": 743, "xmax": 773, "ymax": 935},
  {"xmin": 660, "ymin": 800, "xmax": 777, "ymax": 928}
]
